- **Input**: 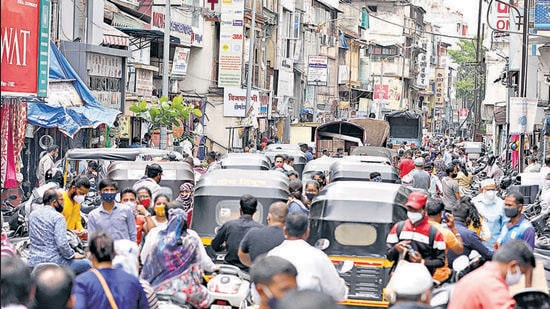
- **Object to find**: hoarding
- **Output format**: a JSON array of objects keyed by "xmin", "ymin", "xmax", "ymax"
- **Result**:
[
  {"xmin": 224, "ymin": 87, "xmax": 259, "ymax": 117},
  {"xmin": 434, "ymin": 68, "xmax": 446, "ymax": 107},
  {"xmin": 535, "ymin": 0, "xmax": 550, "ymax": 30},
  {"xmin": 307, "ymin": 56, "xmax": 328, "ymax": 86},
  {"xmin": 218, "ymin": 0, "xmax": 245, "ymax": 87},
  {"xmin": 1, "ymin": 0, "xmax": 50, "ymax": 97}
]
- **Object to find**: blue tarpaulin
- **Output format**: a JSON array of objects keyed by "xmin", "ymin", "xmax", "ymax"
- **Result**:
[{"xmin": 27, "ymin": 41, "xmax": 121, "ymax": 137}]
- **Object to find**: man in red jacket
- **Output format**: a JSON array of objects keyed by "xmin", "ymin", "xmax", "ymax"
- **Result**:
[
  {"xmin": 398, "ymin": 150, "xmax": 415, "ymax": 179},
  {"xmin": 386, "ymin": 191, "xmax": 446, "ymax": 275}
]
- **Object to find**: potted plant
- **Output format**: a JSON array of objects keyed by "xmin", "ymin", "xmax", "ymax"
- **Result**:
[{"xmin": 129, "ymin": 95, "xmax": 202, "ymax": 149}]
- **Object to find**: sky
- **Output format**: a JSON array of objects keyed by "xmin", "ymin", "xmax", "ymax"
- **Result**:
[{"xmin": 444, "ymin": 0, "xmax": 482, "ymax": 36}]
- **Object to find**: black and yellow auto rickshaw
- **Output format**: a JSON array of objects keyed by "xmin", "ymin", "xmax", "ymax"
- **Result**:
[
  {"xmin": 262, "ymin": 149, "xmax": 307, "ymax": 176},
  {"xmin": 302, "ymin": 156, "xmax": 341, "ymax": 184},
  {"xmin": 218, "ymin": 153, "xmax": 272, "ymax": 170},
  {"xmin": 307, "ymin": 181, "xmax": 410, "ymax": 308},
  {"xmin": 191, "ymin": 169, "xmax": 289, "ymax": 249},
  {"xmin": 106, "ymin": 161, "xmax": 194, "ymax": 200},
  {"xmin": 329, "ymin": 160, "xmax": 399, "ymax": 183}
]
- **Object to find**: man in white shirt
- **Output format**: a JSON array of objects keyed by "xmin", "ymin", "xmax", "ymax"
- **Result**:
[
  {"xmin": 268, "ymin": 213, "xmax": 348, "ymax": 302},
  {"xmin": 37, "ymin": 145, "xmax": 59, "ymax": 186},
  {"xmin": 539, "ymin": 155, "xmax": 550, "ymax": 188}
]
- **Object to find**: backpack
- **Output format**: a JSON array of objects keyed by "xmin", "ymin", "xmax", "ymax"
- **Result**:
[{"xmin": 396, "ymin": 220, "xmax": 438, "ymax": 249}]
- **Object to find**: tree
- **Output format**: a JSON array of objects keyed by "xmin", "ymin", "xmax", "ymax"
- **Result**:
[
  {"xmin": 129, "ymin": 95, "xmax": 202, "ymax": 131},
  {"xmin": 448, "ymin": 39, "xmax": 479, "ymax": 102}
]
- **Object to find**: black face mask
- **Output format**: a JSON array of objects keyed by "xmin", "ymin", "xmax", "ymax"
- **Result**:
[{"xmin": 54, "ymin": 201, "xmax": 63, "ymax": 213}]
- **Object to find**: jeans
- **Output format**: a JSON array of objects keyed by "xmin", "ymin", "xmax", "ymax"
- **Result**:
[{"xmin": 61, "ymin": 258, "xmax": 92, "ymax": 275}]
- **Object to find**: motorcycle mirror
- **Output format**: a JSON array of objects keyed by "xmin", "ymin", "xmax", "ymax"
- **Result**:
[
  {"xmin": 315, "ymin": 238, "xmax": 330, "ymax": 250},
  {"xmin": 336, "ymin": 260, "xmax": 354, "ymax": 274},
  {"xmin": 452, "ymin": 255, "xmax": 470, "ymax": 272}
]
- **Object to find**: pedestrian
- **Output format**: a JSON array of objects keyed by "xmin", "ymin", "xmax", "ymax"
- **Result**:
[
  {"xmin": 113, "ymin": 239, "xmax": 159, "ymax": 309},
  {"xmin": 495, "ymin": 191, "xmax": 536, "ymax": 250},
  {"xmin": 424, "ymin": 162, "xmax": 442, "ymax": 198},
  {"xmin": 268, "ymin": 213, "xmax": 347, "ymax": 302},
  {"xmin": 72, "ymin": 231, "xmax": 149, "ymax": 309},
  {"xmin": 1, "ymin": 213, "xmax": 17, "ymax": 257},
  {"xmin": 143, "ymin": 194, "xmax": 170, "ymax": 232},
  {"xmin": 471, "ymin": 178, "xmax": 507, "ymax": 250},
  {"xmin": 523, "ymin": 156, "xmax": 541, "ymax": 173},
  {"xmin": 120, "ymin": 188, "xmax": 146, "ymax": 246},
  {"xmin": 37, "ymin": 145, "xmax": 59, "ymax": 186},
  {"xmin": 409, "ymin": 157, "xmax": 431, "ymax": 193},
  {"xmin": 455, "ymin": 161, "xmax": 473, "ymax": 197},
  {"xmin": 447, "ymin": 200, "xmax": 494, "ymax": 267},
  {"xmin": 540, "ymin": 155, "xmax": 550, "ymax": 189},
  {"xmin": 132, "ymin": 163, "xmax": 163, "ymax": 201},
  {"xmin": 433, "ymin": 151, "xmax": 447, "ymax": 179},
  {"xmin": 174, "ymin": 182, "xmax": 195, "ymax": 226},
  {"xmin": 448, "ymin": 240, "xmax": 535, "ymax": 309},
  {"xmin": 211, "ymin": 194, "xmax": 263, "ymax": 270},
  {"xmin": 333, "ymin": 147, "xmax": 344, "ymax": 158},
  {"xmin": 304, "ymin": 180, "xmax": 320, "ymax": 208},
  {"xmin": 287, "ymin": 179, "xmax": 309, "ymax": 216},
  {"xmin": 398, "ymin": 150, "xmax": 415, "ymax": 179},
  {"xmin": 1, "ymin": 256, "xmax": 33, "ymax": 308},
  {"xmin": 87, "ymin": 179, "xmax": 137, "ymax": 242},
  {"xmin": 299, "ymin": 143, "xmax": 314, "ymax": 161},
  {"xmin": 387, "ymin": 262, "xmax": 433, "ymax": 309},
  {"xmin": 83, "ymin": 160, "xmax": 100, "ymax": 192},
  {"xmin": 239, "ymin": 201, "xmax": 288, "ymax": 267},
  {"xmin": 129, "ymin": 137, "xmax": 143, "ymax": 148},
  {"xmin": 426, "ymin": 199, "xmax": 463, "ymax": 284},
  {"xmin": 250, "ymin": 255, "xmax": 298, "ymax": 309},
  {"xmin": 312, "ymin": 171, "xmax": 327, "ymax": 190},
  {"xmin": 287, "ymin": 170, "xmax": 299, "ymax": 181},
  {"xmin": 140, "ymin": 208, "xmax": 211, "ymax": 308},
  {"xmin": 28, "ymin": 188, "xmax": 91, "ymax": 275},
  {"xmin": 440, "ymin": 164, "xmax": 460, "ymax": 211},
  {"xmin": 142, "ymin": 133, "xmax": 152, "ymax": 148},
  {"xmin": 386, "ymin": 191, "xmax": 446, "ymax": 275},
  {"xmin": 443, "ymin": 144, "xmax": 454, "ymax": 165},
  {"xmin": 30, "ymin": 264, "xmax": 74, "ymax": 309},
  {"xmin": 62, "ymin": 176, "xmax": 91, "ymax": 240},
  {"xmin": 370, "ymin": 171, "xmax": 383, "ymax": 182}
]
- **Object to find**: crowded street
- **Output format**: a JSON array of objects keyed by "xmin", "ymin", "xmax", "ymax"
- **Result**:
[{"xmin": 2, "ymin": 0, "xmax": 550, "ymax": 308}]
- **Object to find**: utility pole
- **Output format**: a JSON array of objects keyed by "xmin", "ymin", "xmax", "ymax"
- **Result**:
[
  {"xmin": 473, "ymin": 0, "xmax": 483, "ymax": 140},
  {"xmin": 162, "ymin": 0, "xmax": 170, "ymax": 97},
  {"xmin": 245, "ymin": 0, "xmax": 257, "ymax": 113},
  {"xmin": 518, "ymin": 0, "xmax": 530, "ymax": 173}
]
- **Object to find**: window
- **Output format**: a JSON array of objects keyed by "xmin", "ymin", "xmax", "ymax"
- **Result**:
[
  {"xmin": 334, "ymin": 223, "xmax": 377, "ymax": 246},
  {"xmin": 215, "ymin": 200, "xmax": 263, "ymax": 225}
]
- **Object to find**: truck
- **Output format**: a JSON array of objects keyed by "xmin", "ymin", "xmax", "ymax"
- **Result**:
[
  {"xmin": 384, "ymin": 111, "xmax": 423, "ymax": 148},
  {"xmin": 315, "ymin": 121, "xmax": 366, "ymax": 157}
]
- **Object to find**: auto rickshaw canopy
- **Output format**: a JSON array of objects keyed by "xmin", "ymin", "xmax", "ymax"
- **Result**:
[
  {"xmin": 218, "ymin": 153, "xmax": 272, "ymax": 170},
  {"xmin": 329, "ymin": 160, "xmax": 399, "ymax": 183}
]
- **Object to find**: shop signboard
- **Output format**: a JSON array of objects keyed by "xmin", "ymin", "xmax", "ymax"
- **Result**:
[
  {"xmin": 509, "ymin": 97, "xmax": 538, "ymax": 134},
  {"xmin": 459, "ymin": 108, "xmax": 468, "ymax": 121},
  {"xmin": 535, "ymin": 0, "xmax": 550, "ymax": 30},
  {"xmin": 171, "ymin": 47, "xmax": 190, "ymax": 77},
  {"xmin": 218, "ymin": 0, "xmax": 245, "ymax": 87},
  {"xmin": 224, "ymin": 87, "xmax": 259, "ymax": 117},
  {"xmin": 1, "ymin": 0, "xmax": 50, "ymax": 97},
  {"xmin": 307, "ymin": 56, "xmax": 328, "ymax": 86},
  {"xmin": 434, "ymin": 68, "xmax": 446, "ymax": 107}
]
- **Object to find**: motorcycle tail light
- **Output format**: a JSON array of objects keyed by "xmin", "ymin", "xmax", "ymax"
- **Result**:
[{"xmin": 207, "ymin": 275, "xmax": 242, "ymax": 294}]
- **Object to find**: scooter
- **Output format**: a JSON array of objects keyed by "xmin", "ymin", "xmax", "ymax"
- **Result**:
[{"xmin": 207, "ymin": 264, "xmax": 251, "ymax": 309}]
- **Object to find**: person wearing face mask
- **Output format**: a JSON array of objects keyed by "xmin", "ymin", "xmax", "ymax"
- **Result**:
[
  {"xmin": 62, "ymin": 176, "xmax": 91, "ymax": 240},
  {"xmin": 386, "ymin": 191, "xmax": 446, "ymax": 275},
  {"xmin": 312, "ymin": 171, "xmax": 326, "ymax": 190},
  {"xmin": 448, "ymin": 240, "xmax": 535, "ymax": 309},
  {"xmin": 142, "ymin": 194, "xmax": 171, "ymax": 233},
  {"xmin": 250, "ymin": 255, "xmax": 298, "ymax": 309},
  {"xmin": 86, "ymin": 179, "xmax": 136, "ymax": 241},
  {"xmin": 304, "ymin": 180, "xmax": 320, "ymax": 207},
  {"xmin": 132, "ymin": 163, "xmax": 163, "ymax": 201},
  {"xmin": 28, "ymin": 188, "xmax": 91, "ymax": 275},
  {"xmin": 472, "ymin": 178, "xmax": 507, "ymax": 250},
  {"xmin": 120, "ymin": 188, "xmax": 146, "ymax": 246},
  {"xmin": 175, "ymin": 182, "xmax": 195, "ymax": 226},
  {"xmin": 37, "ymin": 145, "xmax": 59, "ymax": 186},
  {"xmin": 440, "ymin": 164, "xmax": 460, "ymax": 211},
  {"xmin": 495, "ymin": 192, "xmax": 536, "ymax": 251},
  {"xmin": 287, "ymin": 179, "xmax": 309, "ymax": 216}
]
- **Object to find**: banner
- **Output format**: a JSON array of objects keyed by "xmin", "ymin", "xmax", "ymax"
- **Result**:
[
  {"xmin": 307, "ymin": 56, "xmax": 328, "ymax": 86},
  {"xmin": 171, "ymin": 47, "xmax": 190, "ymax": 76},
  {"xmin": 509, "ymin": 97, "xmax": 538, "ymax": 134},
  {"xmin": 459, "ymin": 108, "xmax": 468, "ymax": 121},
  {"xmin": 387, "ymin": 78, "xmax": 402, "ymax": 110},
  {"xmin": 1, "ymin": 0, "xmax": 50, "ymax": 97},
  {"xmin": 223, "ymin": 87, "xmax": 259, "ymax": 117},
  {"xmin": 434, "ymin": 68, "xmax": 446, "ymax": 107},
  {"xmin": 535, "ymin": 0, "xmax": 550, "ymax": 30},
  {"xmin": 218, "ymin": 0, "xmax": 245, "ymax": 87}
]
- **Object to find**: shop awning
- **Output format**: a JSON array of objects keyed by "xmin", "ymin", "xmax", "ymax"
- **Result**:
[
  {"xmin": 116, "ymin": 27, "xmax": 181, "ymax": 50},
  {"xmin": 27, "ymin": 41, "xmax": 121, "ymax": 137},
  {"xmin": 102, "ymin": 23, "xmax": 129, "ymax": 47}
]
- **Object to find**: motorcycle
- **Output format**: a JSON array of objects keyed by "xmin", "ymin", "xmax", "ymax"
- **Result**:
[
  {"xmin": 15, "ymin": 230, "xmax": 84, "ymax": 263},
  {"xmin": 207, "ymin": 264, "xmax": 251, "ymax": 309}
]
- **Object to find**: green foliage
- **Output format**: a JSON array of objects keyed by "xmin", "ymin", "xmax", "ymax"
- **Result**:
[
  {"xmin": 129, "ymin": 95, "xmax": 203, "ymax": 130},
  {"xmin": 448, "ymin": 39, "xmax": 480, "ymax": 102}
]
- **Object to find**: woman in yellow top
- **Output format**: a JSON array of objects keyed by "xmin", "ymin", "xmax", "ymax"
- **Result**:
[
  {"xmin": 62, "ymin": 176, "xmax": 90, "ymax": 239},
  {"xmin": 454, "ymin": 162, "xmax": 473, "ymax": 197}
]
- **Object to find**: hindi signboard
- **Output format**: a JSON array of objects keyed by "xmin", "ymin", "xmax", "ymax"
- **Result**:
[
  {"xmin": 307, "ymin": 56, "xmax": 328, "ymax": 86},
  {"xmin": 1, "ymin": 0, "xmax": 50, "ymax": 97},
  {"xmin": 218, "ymin": 0, "xmax": 245, "ymax": 87},
  {"xmin": 224, "ymin": 87, "xmax": 259, "ymax": 117},
  {"xmin": 171, "ymin": 47, "xmax": 190, "ymax": 76},
  {"xmin": 434, "ymin": 68, "xmax": 446, "ymax": 107}
]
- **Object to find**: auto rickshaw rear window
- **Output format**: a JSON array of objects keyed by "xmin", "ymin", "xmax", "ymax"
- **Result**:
[
  {"xmin": 334, "ymin": 223, "xmax": 377, "ymax": 246},
  {"xmin": 215, "ymin": 200, "xmax": 263, "ymax": 225}
]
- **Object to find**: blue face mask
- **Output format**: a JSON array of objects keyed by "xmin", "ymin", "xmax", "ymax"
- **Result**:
[
  {"xmin": 305, "ymin": 193, "xmax": 316, "ymax": 201},
  {"xmin": 261, "ymin": 286, "xmax": 278, "ymax": 309},
  {"xmin": 101, "ymin": 192, "xmax": 117, "ymax": 203}
]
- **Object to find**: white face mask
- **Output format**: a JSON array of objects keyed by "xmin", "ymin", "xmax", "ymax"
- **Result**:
[
  {"xmin": 124, "ymin": 202, "xmax": 137, "ymax": 212},
  {"xmin": 407, "ymin": 211, "xmax": 423, "ymax": 224},
  {"xmin": 505, "ymin": 265, "xmax": 522, "ymax": 286},
  {"xmin": 73, "ymin": 195, "xmax": 85, "ymax": 204},
  {"xmin": 544, "ymin": 180, "xmax": 550, "ymax": 189},
  {"xmin": 483, "ymin": 190, "xmax": 496, "ymax": 203}
]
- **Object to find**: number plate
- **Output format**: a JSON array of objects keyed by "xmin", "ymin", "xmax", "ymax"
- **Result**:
[{"xmin": 210, "ymin": 305, "xmax": 232, "ymax": 309}]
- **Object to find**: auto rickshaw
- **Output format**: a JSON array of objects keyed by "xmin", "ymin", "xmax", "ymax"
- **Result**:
[
  {"xmin": 351, "ymin": 146, "xmax": 395, "ymax": 161},
  {"xmin": 302, "ymin": 156, "xmax": 341, "ymax": 184},
  {"xmin": 106, "ymin": 161, "xmax": 194, "ymax": 201},
  {"xmin": 329, "ymin": 160, "xmax": 400, "ymax": 183},
  {"xmin": 262, "ymin": 149, "xmax": 307, "ymax": 176},
  {"xmin": 307, "ymin": 181, "xmax": 410, "ymax": 308},
  {"xmin": 191, "ymin": 169, "xmax": 289, "ymax": 247},
  {"xmin": 264, "ymin": 143, "xmax": 300, "ymax": 152},
  {"xmin": 344, "ymin": 155, "xmax": 392, "ymax": 165},
  {"xmin": 218, "ymin": 153, "xmax": 272, "ymax": 170}
]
